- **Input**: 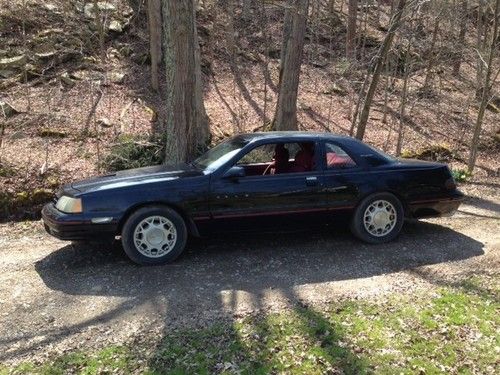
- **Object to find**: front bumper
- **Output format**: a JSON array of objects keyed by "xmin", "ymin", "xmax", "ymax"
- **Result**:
[{"xmin": 42, "ymin": 203, "xmax": 117, "ymax": 241}]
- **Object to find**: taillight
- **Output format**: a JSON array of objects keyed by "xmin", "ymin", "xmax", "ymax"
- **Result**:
[{"xmin": 445, "ymin": 177, "xmax": 456, "ymax": 190}]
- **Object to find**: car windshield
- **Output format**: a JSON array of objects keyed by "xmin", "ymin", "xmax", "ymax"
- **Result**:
[{"xmin": 192, "ymin": 138, "xmax": 248, "ymax": 171}]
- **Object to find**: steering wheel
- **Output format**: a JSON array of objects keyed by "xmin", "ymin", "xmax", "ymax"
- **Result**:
[{"xmin": 263, "ymin": 163, "xmax": 274, "ymax": 175}]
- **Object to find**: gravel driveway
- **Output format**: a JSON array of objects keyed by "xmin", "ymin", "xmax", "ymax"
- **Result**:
[{"xmin": 0, "ymin": 192, "xmax": 498, "ymax": 365}]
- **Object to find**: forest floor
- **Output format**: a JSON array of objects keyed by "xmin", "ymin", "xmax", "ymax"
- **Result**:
[
  {"xmin": 0, "ymin": 184, "xmax": 498, "ymax": 372},
  {"xmin": 1, "ymin": 0, "xmax": 499, "ymax": 220}
]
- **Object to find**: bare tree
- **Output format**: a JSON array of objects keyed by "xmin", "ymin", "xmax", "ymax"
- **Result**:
[
  {"xmin": 452, "ymin": 0, "xmax": 468, "ymax": 76},
  {"xmin": 354, "ymin": 0, "xmax": 407, "ymax": 140},
  {"xmin": 273, "ymin": 0, "xmax": 310, "ymax": 131},
  {"xmin": 93, "ymin": 0, "xmax": 107, "ymax": 62},
  {"xmin": 421, "ymin": 14, "xmax": 440, "ymax": 93},
  {"xmin": 346, "ymin": 0, "xmax": 358, "ymax": 59},
  {"xmin": 396, "ymin": 39, "xmax": 414, "ymax": 156},
  {"xmin": 475, "ymin": 0, "xmax": 485, "ymax": 98},
  {"xmin": 148, "ymin": 0, "xmax": 162, "ymax": 91},
  {"xmin": 163, "ymin": 0, "xmax": 209, "ymax": 163},
  {"xmin": 468, "ymin": 0, "xmax": 499, "ymax": 172}
]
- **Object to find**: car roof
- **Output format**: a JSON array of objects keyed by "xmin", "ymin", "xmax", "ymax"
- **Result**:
[{"xmin": 234, "ymin": 131, "xmax": 353, "ymax": 143}]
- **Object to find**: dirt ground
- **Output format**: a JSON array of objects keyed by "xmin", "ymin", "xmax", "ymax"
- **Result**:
[{"xmin": 0, "ymin": 185, "xmax": 498, "ymax": 366}]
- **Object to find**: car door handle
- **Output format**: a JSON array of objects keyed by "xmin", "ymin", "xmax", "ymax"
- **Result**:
[{"xmin": 305, "ymin": 176, "xmax": 318, "ymax": 186}]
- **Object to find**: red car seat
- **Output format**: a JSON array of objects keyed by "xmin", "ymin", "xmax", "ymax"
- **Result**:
[
  {"xmin": 271, "ymin": 144, "xmax": 290, "ymax": 174},
  {"xmin": 291, "ymin": 148, "xmax": 313, "ymax": 172}
]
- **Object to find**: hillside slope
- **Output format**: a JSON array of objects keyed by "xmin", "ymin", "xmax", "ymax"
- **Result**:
[{"xmin": 0, "ymin": 0, "xmax": 498, "ymax": 219}]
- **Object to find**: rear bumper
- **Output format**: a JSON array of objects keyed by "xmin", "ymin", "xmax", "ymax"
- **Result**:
[
  {"xmin": 409, "ymin": 191, "xmax": 464, "ymax": 218},
  {"xmin": 42, "ymin": 203, "xmax": 117, "ymax": 241}
]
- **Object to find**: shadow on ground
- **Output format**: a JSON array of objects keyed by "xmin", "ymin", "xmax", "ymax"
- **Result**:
[
  {"xmin": 34, "ymin": 221, "xmax": 484, "ymax": 300},
  {"xmin": 1, "ymin": 221, "xmax": 485, "ymax": 365}
]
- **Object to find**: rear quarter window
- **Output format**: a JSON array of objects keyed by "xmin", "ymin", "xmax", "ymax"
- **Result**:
[
  {"xmin": 325, "ymin": 143, "xmax": 357, "ymax": 169},
  {"xmin": 360, "ymin": 154, "xmax": 388, "ymax": 167}
]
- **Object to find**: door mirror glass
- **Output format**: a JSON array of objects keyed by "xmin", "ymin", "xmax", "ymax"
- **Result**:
[{"xmin": 223, "ymin": 166, "xmax": 245, "ymax": 179}]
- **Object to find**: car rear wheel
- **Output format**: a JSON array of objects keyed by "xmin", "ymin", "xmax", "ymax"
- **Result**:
[
  {"xmin": 121, "ymin": 205, "xmax": 187, "ymax": 265},
  {"xmin": 350, "ymin": 192, "xmax": 404, "ymax": 244}
]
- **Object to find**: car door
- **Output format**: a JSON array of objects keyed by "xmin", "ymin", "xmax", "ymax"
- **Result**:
[
  {"xmin": 208, "ymin": 141, "xmax": 324, "ymax": 224},
  {"xmin": 319, "ymin": 141, "xmax": 363, "ymax": 211}
]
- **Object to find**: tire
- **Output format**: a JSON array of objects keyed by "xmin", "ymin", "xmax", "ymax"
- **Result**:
[
  {"xmin": 121, "ymin": 205, "xmax": 187, "ymax": 265},
  {"xmin": 350, "ymin": 192, "xmax": 404, "ymax": 244}
]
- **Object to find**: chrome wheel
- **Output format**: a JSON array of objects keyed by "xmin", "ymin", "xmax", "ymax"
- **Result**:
[
  {"xmin": 363, "ymin": 200, "xmax": 397, "ymax": 237},
  {"xmin": 133, "ymin": 216, "xmax": 177, "ymax": 258}
]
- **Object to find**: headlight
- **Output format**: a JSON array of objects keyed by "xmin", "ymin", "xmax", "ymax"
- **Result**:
[{"xmin": 55, "ymin": 196, "xmax": 83, "ymax": 213}]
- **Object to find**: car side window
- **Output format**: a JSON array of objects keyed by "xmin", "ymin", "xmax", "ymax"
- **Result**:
[
  {"xmin": 237, "ymin": 144, "xmax": 274, "ymax": 165},
  {"xmin": 325, "ymin": 143, "xmax": 357, "ymax": 169},
  {"xmin": 235, "ymin": 142, "xmax": 317, "ymax": 176}
]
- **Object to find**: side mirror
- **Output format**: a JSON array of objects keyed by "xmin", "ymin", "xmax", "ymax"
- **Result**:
[{"xmin": 223, "ymin": 166, "xmax": 245, "ymax": 179}]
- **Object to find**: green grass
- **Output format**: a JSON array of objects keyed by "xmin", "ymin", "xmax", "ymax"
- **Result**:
[
  {"xmin": 451, "ymin": 168, "xmax": 472, "ymax": 182},
  {"xmin": 1, "ymin": 347, "xmax": 137, "ymax": 375},
  {"xmin": 2, "ymin": 276, "xmax": 498, "ymax": 374}
]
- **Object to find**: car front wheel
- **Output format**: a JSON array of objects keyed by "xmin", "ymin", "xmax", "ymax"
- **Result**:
[
  {"xmin": 350, "ymin": 192, "xmax": 404, "ymax": 244},
  {"xmin": 121, "ymin": 205, "xmax": 187, "ymax": 265}
]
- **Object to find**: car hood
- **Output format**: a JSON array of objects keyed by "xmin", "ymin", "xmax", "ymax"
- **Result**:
[{"xmin": 71, "ymin": 164, "xmax": 203, "ymax": 194}]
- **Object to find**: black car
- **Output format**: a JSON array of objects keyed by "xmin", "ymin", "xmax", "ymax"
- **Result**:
[{"xmin": 42, "ymin": 132, "xmax": 463, "ymax": 265}]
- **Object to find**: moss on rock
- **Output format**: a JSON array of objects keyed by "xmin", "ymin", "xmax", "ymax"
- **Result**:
[
  {"xmin": 38, "ymin": 128, "xmax": 67, "ymax": 138},
  {"xmin": 401, "ymin": 144, "xmax": 454, "ymax": 162},
  {"xmin": 0, "ymin": 189, "xmax": 55, "ymax": 219}
]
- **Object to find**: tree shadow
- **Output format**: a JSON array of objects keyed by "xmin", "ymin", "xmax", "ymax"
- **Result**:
[
  {"xmin": 290, "ymin": 302, "xmax": 369, "ymax": 374},
  {"xmin": 301, "ymin": 104, "xmax": 351, "ymax": 133},
  {"xmin": 210, "ymin": 75, "xmax": 241, "ymax": 132},
  {"xmin": 33, "ymin": 221, "xmax": 484, "ymax": 298},
  {"xmin": 375, "ymin": 103, "xmax": 433, "ymax": 141},
  {"xmin": 457, "ymin": 209, "xmax": 499, "ymax": 219},
  {"xmin": 146, "ymin": 296, "xmax": 369, "ymax": 374},
  {"xmin": 407, "ymin": 267, "xmax": 500, "ymax": 304},
  {"xmin": 2, "ymin": 221, "xmax": 485, "ymax": 364},
  {"xmin": 464, "ymin": 180, "xmax": 500, "ymax": 189},
  {"xmin": 473, "ymin": 163, "xmax": 500, "ymax": 177},
  {"xmin": 228, "ymin": 59, "xmax": 270, "ymax": 125},
  {"xmin": 463, "ymin": 196, "xmax": 500, "ymax": 213},
  {"xmin": 261, "ymin": 61, "xmax": 279, "ymax": 94}
]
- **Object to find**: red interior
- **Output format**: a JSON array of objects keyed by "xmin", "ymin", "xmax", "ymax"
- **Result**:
[
  {"xmin": 326, "ymin": 152, "xmax": 356, "ymax": 168},
  {"xmin": 239, "ymin": 142, "xmax": 320, "ymax": 176}
]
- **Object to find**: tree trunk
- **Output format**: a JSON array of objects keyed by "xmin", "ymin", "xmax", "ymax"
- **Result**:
[
  {"xmin": 346, "ymin": 0, "xmax": 358, "ymax": 59},
  {"xmin": 382, "ymin": 62, "xmax": 391, "ymax": 124},
  {"xmin": 475, "ymin": 0, "xmax": 485, "ymax": 99},
  {"xmin": 359, "ymin": 3, "xmax": 369, "ymax": 65},
  {"xmin": 148, "ymin": 0, "xmax": 162, "ymax": 91},
  {"xmin": 452, "ymin": 0, "xmax": 468, "ymax": 76},
  {"xmin": 422, "ymin": 16, "xmax": 440, "ymax": 93},
  {"xmin": 468, "ymin": 0, "xmax": 499, "ymax": 173},
  {"xmin": 260, "ymin": 0, "xmax": 271, "ymax": 128},
  {"xmin": 93, "ymin": 0, "xmax": 106, "ymax": 62},
  {"xmin": 396, "ymin": 40, "xmax": 413, "ymax": 156},
  {"xmin": 163, "ymin": 0, "xmax": 209, "ymax": 163},
  {"xmin": 355, "ymin": 0, "xmax": 407, "ymax": 141},
  {"xmin": 192, "ymin": 2, "xmax": 209, "ymax": 146},
  {"xmin": 273, "ymin": 0, "xmax": 309, "ymax": 131},
  {"xmin": 349, "ymin": 70, "xmax": 370, "ymax": 136}
]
